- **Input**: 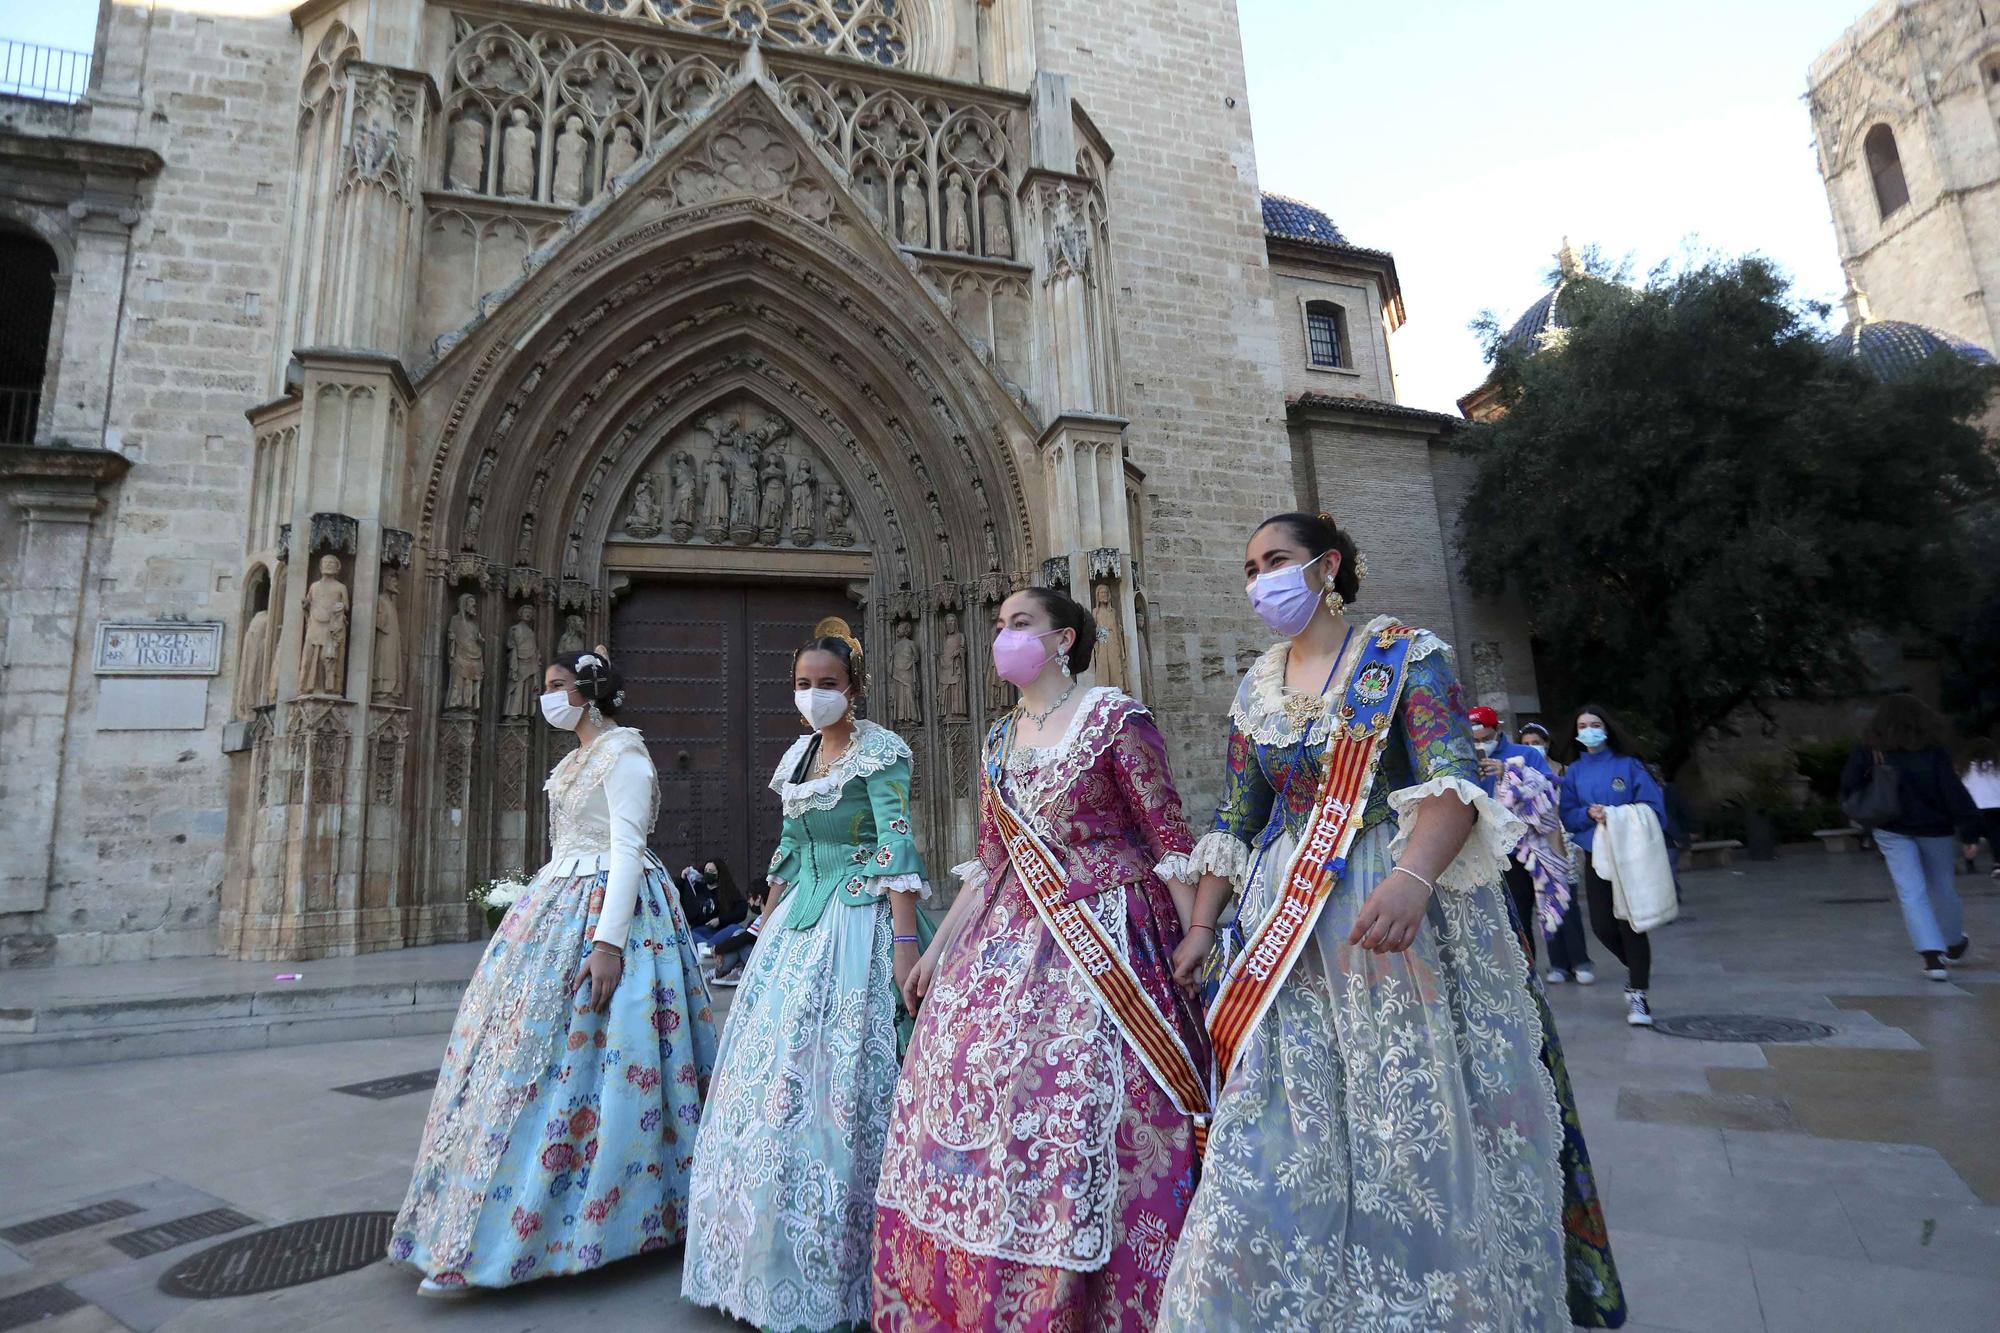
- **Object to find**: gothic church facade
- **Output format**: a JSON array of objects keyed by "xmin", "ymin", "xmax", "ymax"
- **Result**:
[{"xmin": 0, "ymin": 0, "xmax": 1519, "ymax": 966}]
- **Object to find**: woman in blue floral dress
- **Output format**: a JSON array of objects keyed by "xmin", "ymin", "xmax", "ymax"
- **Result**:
[
  {"xmin": 682, "ymin": 621, "xmax": 931, "ymax": 1333},
  {"xmin": 1159, "ymin": 514, "xmax": 1568, "ymax": 1331},
  {"xmin": 389, "ymin": 649, "xmax": 716, "ymax": 1293}
]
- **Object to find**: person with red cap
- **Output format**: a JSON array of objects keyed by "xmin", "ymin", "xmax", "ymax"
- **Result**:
[{"xmin": 1466, "ymin": 707, "xmax": 1583, "ymax": 976}]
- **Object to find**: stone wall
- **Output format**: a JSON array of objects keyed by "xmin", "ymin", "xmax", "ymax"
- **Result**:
[
  {"xmin": 1269, "ymin": 259, "xmax": 1393, "ymax": 402},
  {"xmin": 1, "ymin": 6, "xmax": 295, "ymax": 966},
  {"xmin": 1032, "ymin": 0, "xmax": 1293, "ymax": 812}
]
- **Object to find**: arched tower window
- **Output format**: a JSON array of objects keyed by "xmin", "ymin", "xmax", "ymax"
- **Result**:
[
  {"xmin": 1864, "ymin": 123, "xmax": 1910, "ymax": 219},
  {"xmin": 0, "ymin": 227, "xmax": 57, "ymax": 443},
  {"xmin": 1305, "ymin": 300, "xmax": 1347, "ymax": 370}
]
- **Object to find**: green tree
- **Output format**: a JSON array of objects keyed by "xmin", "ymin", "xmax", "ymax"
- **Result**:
[{"xmin": 1455, "ymin": 256, "xmax": 1997, "ymax": 775}]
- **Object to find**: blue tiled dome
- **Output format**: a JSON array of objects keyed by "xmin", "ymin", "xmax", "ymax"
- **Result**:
[
  {"xmin": 1830, "ymin": 317, "xmax": 1997, "ymax": 378},
  {"xmin": 1501, "ymin": 286, "xmax": 1570, "ymax": 352},
  {"xmin": 1261, "ymin": 192, "xmax": 1347, "ymax": 248}
]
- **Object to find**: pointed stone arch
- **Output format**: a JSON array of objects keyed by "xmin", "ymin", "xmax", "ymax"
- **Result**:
[{"xmin": 399, "ymin": 73, "xmax": 1042, "ymax": 902}]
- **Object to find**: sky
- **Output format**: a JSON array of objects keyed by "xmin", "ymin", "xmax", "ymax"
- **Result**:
[
  {"xmin": 4, "ymin": 0, "xmax": 1866, "ymax": 413},
  {"xmin": 1239, "ymin": 0, "xmax": 1865, "ymax": 411}
]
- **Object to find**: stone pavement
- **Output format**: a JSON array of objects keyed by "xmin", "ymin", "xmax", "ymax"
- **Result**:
[{"xmin": 0, "ymin": 853, "xmax": 1995, "ymax": 1331}]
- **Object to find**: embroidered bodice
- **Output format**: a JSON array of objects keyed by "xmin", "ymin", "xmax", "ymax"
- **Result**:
[
  {"xmin": 541, "ymin": 725, "xmax": 659, "ymax": 949},
  {"xmin": 765, "ymin": 720, "xmax": 927, "ymax": 930},
  {"xmin": 959, "ymin": 687, "xmax": 1197, "ymax": 899}
]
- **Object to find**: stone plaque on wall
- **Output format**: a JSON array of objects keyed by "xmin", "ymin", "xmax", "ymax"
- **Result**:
[{"xmin": 93, "ymin": 622, "xmax": 225, "ymax": 676}]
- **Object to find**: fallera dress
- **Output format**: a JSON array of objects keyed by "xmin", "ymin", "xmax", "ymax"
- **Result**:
[
  {"xmin": 1158, "ymin": 624, "xmax": 1568, "ymax": 1332},
  {"xmin": 681, "ymin": 719, "xmax": 930, "ymax": 1333},
  {"xmin": 389, "ymin": 725, "xmax": 717, "ymax": 1289},
  {"xmin": 872, "ymin": 687, "xmax": 1208, "ymax": 1333}
]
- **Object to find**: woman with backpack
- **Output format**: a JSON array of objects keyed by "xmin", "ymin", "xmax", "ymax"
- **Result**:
[{"xmin": 1842, "ymin": 695, "xmax": 1981, "ymax": 980}]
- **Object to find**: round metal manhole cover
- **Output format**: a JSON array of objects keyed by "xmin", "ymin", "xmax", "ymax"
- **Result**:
[
  {"xmin": 159, "ymin": 1211, "xmax": 395, "ymax": 1299},
  {"xmin": 1653, "ymin": 1014, "xmax": 1836, "ymax": 1043}
]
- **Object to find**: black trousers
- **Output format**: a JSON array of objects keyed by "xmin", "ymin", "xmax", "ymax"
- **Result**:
[
  {"xmin": 1582, "ymin": 862, "xmax": 1651, "ymax": 989},
  {"xmin": 1504, "ymin": 861, "xmax": 1538, "ymax": 968}
]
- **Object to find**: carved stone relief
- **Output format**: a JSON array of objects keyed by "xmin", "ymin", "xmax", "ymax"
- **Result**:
[{"xmin": 611, "ymin": 400, "xmax": 868, "ymax": 551}]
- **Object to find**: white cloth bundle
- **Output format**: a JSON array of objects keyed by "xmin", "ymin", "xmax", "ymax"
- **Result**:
[{"xmin": 1592, "ymin": 803, "xmax": 1678, "ymax": 933}]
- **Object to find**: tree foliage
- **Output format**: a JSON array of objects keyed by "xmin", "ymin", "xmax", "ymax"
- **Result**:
[{"xmin": 1455, "ymin": 256, "xmax": 1998, "ymax": 774}]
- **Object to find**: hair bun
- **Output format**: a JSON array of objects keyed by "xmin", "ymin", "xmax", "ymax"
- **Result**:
[{"xmin": 813, "ymin": 617, "xmax": 863, "ymax": 666}]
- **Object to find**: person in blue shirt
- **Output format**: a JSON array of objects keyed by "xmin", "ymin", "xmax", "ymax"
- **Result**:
[
  {"xmin": 1468, "ymin": 706, "xmax": 1567, "ymax": 978},
  {"xmin": 1559, "ymin": 705, "xmax": 1667, "ymax": 1027}
]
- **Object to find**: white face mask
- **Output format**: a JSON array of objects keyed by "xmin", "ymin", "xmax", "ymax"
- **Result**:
[
  {"xmin": 795, "ymin": 687, "xmax": 850, "ymax": 731},
  {"xmin": 1475, "ymin": 738, "xmax": 1497, "ymax": 756},
  {"xmin": 540, "ymin": 689, "xmax": 585, "ymax": 731}
]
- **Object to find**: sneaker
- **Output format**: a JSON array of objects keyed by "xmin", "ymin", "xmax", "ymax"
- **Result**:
[
  {"xmin": 1946, "ymin": 936, "xmax": 1970, "ymax": 963},
  {"xmin": 1624, "ymin": 988, "xmax": 1654, "ymax": 1027},
  {"xmin": 418, "ymin": 1277, "xmax": 467, "ymax": 1299},
  {"xmin": 710, "ymin": 968, "xmax": 742, "ymax": 988},
  {"xmin": 1921, "ymin": 952, "xmax": 1948, "ymax": 981},
  {"xmin": 1574, "ymin": 965, "xmax": 1597, "ymax": 986},
  {"xmin": 1545, "ymin": 969, "xmax": 1570, "ymax": 984}
]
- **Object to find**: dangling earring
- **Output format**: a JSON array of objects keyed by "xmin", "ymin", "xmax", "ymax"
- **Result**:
[
  {"xmin": 586, "ymin": 701, "xmax": 605, "ymax": 729},
  {"xmin": 1324, "ymin": 584, "xmax": 1346, "ymax": 619},
  {"xmin": 1059, "ymin": 655, "xmax": 1074, "ymax": 680}
]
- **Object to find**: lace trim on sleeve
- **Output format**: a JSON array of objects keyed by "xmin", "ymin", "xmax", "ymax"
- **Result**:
[
  {"xmin": 872, "ymin": 872, "xmax": 932, "ymax": 901},
  {"xmin": 949, "ymin": 858, "xmax": 989, "ymax": 897},
  {"xmin": 1153, "ymin": 852, "xmax": 1197, "ymax": 886},
  {"xmin": 1188, "ymin": 830, "xmax": 1252, "ymax": 888},
  {"xmin": 1385, "ymin": 774, "xmax": 1525, "ymax": 895}
]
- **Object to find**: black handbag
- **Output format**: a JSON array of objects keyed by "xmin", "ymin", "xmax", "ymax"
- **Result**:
[{"xmin": 1841, "ymin": 751, "xmax": 1900, "ymax": 828}]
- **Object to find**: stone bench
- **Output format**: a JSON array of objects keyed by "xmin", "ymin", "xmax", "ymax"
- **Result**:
[
  {"xmin": 1685, "ymin": 839, "xmax": 1745, "ymax": 870},
  {"xmin": 1813, "ymin": 827, "xmax": 1866, "ymax": 854}
]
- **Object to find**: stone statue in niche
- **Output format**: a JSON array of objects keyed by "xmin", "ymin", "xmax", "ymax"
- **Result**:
[
  {"xmin": 1133, "ymin": 590, "xmax": 1153, "ymax": 702},
  {"xmin": 558, "ymin": 613, "xmax": 588, "ymax": 656},
  {"xmin": 701, "ymin": 444, "xmax": 731, "ymax": 545},
  {"xmin": 235, "ymin": 606, "xmax": 269, "ymax": 716},
  {"xmin": 982, "ymin": 190, "xmax": 1012, "ymax": 259},
  {"xmin": 552, "ymin": 115, "xmax": 587, "ymax": 206},
  {"xmin": 727, "ymin": 441, "xmax": 760, "ymax": 545},
  {"xmin": 562, "ymin": 533, "xmax": 584, "ymax": 581},
  {"xmin": 623, "ymin": 472, "xmax": 663, "ymax": 539},
  {"xmin": 940, "ymin": 611, "xmax": 968, "ymax": 720},
  {"xmin": 757, "ymin": 449, "xmax": 787, "ymax": 546},
  {"xmin": 890, "ymin": 619, "xmax": 922, "ymax": 725},
  {"xmin": 898, "ymin": 170, "xmax": 927, "ymax": 247},
  {"xmin": 372, "ymin": 569, "xmax": 403, "ymax": 703},
  {"xmin": 514, "ymin": 512, "xmax": 536, "ymax": 566},
  {"xmin": 447, "ymin": 113, "xmax": 486, "ymax": 192},
  {"xmin": 501, "ymin": 107, "xmax": 536, "ymax": 199},
  {"xmin": 668, "ymin": 450, "xmax": 697, "ymax": 542},
  {"xmin": 1091, "ymin": 581, "xmax": 1127, "ymax": 692},
  {"xmin": 461, "ymin": 495, "xmax": 484, "ymax": 551},
  {"xmin": 982, "ymin": 522, "xmax": 1001, "ymax": 572},
  {"xmin": 944, "ymin": 174, "xmax": 972, "ymax": 252},
  {"xmin": 824, "ymin": 482, "xmax": 853, "ymax": 548},
  {"xmin": 297, "ymin": 554, "xmax": 349, "ymax": 696},
  {"xmin": 604, "ymin": 124, "xmax": 639, "ymax": 183},
  {"xmin": 788, "ymin": 458, "xmax": 817, "ymax": 546},
  {"xmin": 503, "ymin": 604, "xmax": 540, "ymax": 717},
  {"xmin": 893, "ymin": 549, "xmax": 912, "ymax": 591},
  {"xmin": 445, "ymin": 593, "xmax": 484, "ymax": 712}
]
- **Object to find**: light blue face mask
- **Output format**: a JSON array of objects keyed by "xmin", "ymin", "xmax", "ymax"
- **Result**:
[{"xmin": 1577, "ymin": 726, "xmax": 1608, "ymax": 749}]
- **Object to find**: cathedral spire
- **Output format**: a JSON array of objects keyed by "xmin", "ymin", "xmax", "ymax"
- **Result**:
[{"xmin": 1556, "ymin": 236, "xmax": 1583, "ymax": 281}]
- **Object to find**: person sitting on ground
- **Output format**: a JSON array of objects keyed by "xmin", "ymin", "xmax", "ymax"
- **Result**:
[{"xmin": 708, "ymin": 881, "xmax": 767, "ymax": 988}]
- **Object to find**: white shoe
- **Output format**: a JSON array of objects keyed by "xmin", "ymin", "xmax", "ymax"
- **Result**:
[
  {"xmin": 418, "ymin": 1278, "xmax": 467, "ymax": 1299},
  {"xmin": 1574, "ymin": 965, "xmax": 1597, "ymax": 986},
  {"xmin": 1624, "ymin": 988, "xmax": 1655, "ymax": 1027},
  {"xmin": 1545, "ymin": 969, "xmax": 1570, "ymax": 984}
]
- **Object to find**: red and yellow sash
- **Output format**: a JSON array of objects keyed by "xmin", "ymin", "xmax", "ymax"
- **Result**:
[
  {"xmin": 984, "ymin": 725, "xmax": 1211, "ymax": 1132},
  {"xmin": 1206, "ymin": 622, "xmax": 1420, "ymax": 1088}
]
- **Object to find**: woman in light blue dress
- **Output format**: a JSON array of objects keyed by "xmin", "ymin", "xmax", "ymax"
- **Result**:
[
  {"xmin": 389, "ymin": 649, "xmax": 717, "ymax": 1292},
  {"xmin": 682, "ymin": 620, "xmax": 931, "ymax": 1333}
]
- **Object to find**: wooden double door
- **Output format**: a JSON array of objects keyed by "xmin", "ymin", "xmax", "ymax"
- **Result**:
[{"xmin": 610, "ymin": 580, "xmax": 854, "ymax": 888}]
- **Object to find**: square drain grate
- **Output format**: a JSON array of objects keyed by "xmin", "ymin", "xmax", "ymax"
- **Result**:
[
  {"xmin": 0, "ymin": 1199, "xmax": 142, "ymax": 1245},
  {"xmin": 109, "ymin": 1207, "xmax": 260, "ymax": 1259},
  {"xmin": 0, "ymin": 1284, "xmax": 85, "ymax": 1333},
  {"xmin": 332, "ymin": 1070, "xmax": 438, "ymax": 1100}
]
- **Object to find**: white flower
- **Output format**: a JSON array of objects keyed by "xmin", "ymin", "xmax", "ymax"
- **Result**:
[
  {"xmin": 471, "ymin": 871, "xmax": 534, "ymax": 909},
  {"xmin": 575, "ymin": 653, "xmax": 603, "ymax": 671}
]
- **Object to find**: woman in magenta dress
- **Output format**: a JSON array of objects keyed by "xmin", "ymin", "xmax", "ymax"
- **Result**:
[{"xmin": 872, "ymin": 587, "xmax": 1208, "ymax": 1332}]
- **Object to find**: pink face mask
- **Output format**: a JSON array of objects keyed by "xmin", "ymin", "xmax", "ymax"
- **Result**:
[{"xmin": 992, "ymin": 627, "xmax": 1065, "ymax": 687}]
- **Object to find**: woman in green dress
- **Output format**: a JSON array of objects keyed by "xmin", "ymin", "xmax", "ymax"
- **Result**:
[{"xmin": 682, "ymin": 618, "xmax": 931, "ymax": 1333}]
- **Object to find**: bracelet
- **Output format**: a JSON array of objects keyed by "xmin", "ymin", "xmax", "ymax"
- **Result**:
[
  {"xmin": 1187, "ymin": 922, "xmax": 1216, "ymax": 935},
  {"xmin": 1388, "ymin": 865, "xmax": 1436, "ymax": 894},
  {"xmin": 892, "ymin": 934, "xmax": 920, "ymax": 944},
  {"xmin": 590, "ymin": 940, "xmax": 622, "ymax": 956}
]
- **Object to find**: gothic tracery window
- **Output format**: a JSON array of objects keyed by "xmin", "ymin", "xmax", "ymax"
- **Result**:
[
  {"xmin": 1864, "ymin": 123, "xmax": 1910, "ymax": 219},
  {"xmin": 558, "ymin": 0, "xmax": 910, "ymax": 66}
]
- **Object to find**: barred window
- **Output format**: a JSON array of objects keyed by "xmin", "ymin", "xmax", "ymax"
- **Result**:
[{"xmin": 1305, "ymin": 301, "xmax": 1345, "ymax": 369}]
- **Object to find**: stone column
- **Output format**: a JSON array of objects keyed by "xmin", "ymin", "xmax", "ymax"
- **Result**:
[
  {"xmin": 45, "ymin": 206, "xmax": 141, "ymax": 448},
  {"xmin": 0, "ymin": 445, "xmax": 129, "ymax": 914}
]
